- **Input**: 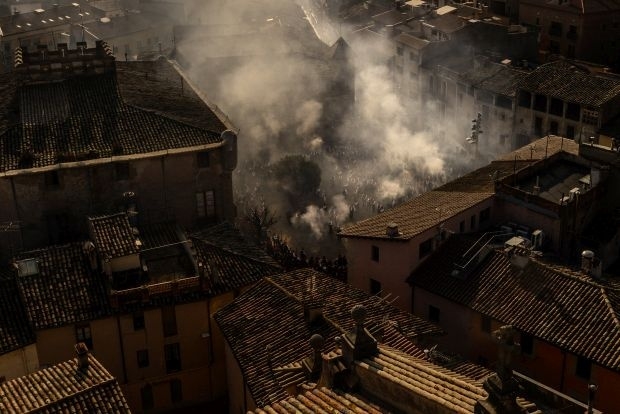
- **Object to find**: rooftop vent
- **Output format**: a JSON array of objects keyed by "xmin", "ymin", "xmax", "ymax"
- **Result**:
[
  {"xmin": 16, "ymin": 259, "xmax": 39, "ymax": 277},
  {"xmin": 581, "ymin": 250, "xmax": 602, "ymax": 279},
  {"xmin": 386, "ymin": 222, "xmax": 400, "ymax": 238}
]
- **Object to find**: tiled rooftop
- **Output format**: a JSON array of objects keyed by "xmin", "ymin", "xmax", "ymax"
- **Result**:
[
  {"xmin": 15, "ymin": 243, "xmax": 112, "ymax": 330},
  {"xmin": 495, "ymin": 136, "xmax": 579, "ymax": 161},
  {"xmin": 408, "ymin": 236, "xmax": 620, "ymax": 371},
  {"xmin": 215, "ymin": 269, "xmax": 443, "ymax": 406},
  {"xmin": 0, "ymin": 56, "xmax": 227, "ymax": 173},
  {"xmin": 191, "ymin": 222, "xmax": 279, "ymax": 267},
  {"xmin": 340, "ymin": 137, "xmax": 580, "ymax": 240},
  {"xmin": 395, "ymin": 32, "xmax": 430, "ymax": 50},
  {"xmin": 461, "ymin": 62, "xmax": 527, "ymax": 97},
  {"xmin": 518, "ymin": 60, "xmax": 620, "ymax": 107},
  {"xmin": 339, "ymin": 191, "xmax": 491, "ymax": 240},
  {"xmin": 0, "ymin": 270, "xmax": 35, "ymax": 356},
  {"xmin": 357, "ymin": 346, "xmax": 488, "ymax": 413},
  {"xmin": 0, "ymin": 4, "xmax": 104, "ymax": 37},
  {"xmin": 0, "ymin": 353, "xmax": 131, "ymax": 413},
  {"xmin": 89, "ymin": 213, "xmax": 139, "ymax": 259},
  {"xmin": 250, "ymin": 386, "xmax": 393, "ymax": 413},
  {"xmin": 115, "ymin": 59, "xmax": 228, "ymax": 132}
]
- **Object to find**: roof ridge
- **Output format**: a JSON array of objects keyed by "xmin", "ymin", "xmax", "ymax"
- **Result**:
[
  {"xmin": 600, "ymin": 287, "xmax": 620, "ymax": 332},
  {"xmin": 531, "ymin": 257, "xmax": 604, "ymax": 289},
  {"xmin": 123, "ymin": 103, "xmax": 223, "ymax": 136},
  {"xmin": 192, "ymin": 236, "xmax": 280, "ymax": 269},
  {"xmin": 15, "ymin": 357, "xmax": 116, "ymax": 414}
]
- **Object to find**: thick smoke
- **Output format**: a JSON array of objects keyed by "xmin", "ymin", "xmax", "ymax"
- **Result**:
[{"xmin": 178, "ymin": 0, "xmax": 505, "ymax": 254}]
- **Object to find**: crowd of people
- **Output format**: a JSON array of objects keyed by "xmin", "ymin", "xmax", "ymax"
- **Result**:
[{"xmin": 265, "ymin": 235, "xmax": 347, "ymax": 281}]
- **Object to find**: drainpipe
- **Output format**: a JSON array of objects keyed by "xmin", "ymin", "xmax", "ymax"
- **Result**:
[
  {"xmin": 116, "ymin": 315, "xmax": 128, "ymax": 384},
  {"xmin": 559, "ymin": 349, "xmax": 566, "ymax": 392}
]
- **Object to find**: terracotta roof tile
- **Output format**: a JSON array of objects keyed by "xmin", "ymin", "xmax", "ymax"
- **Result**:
[
  {"xmin": 0, "ymin": 354, "xmax": 131, "ymax": 413},
  {"xmin": 89, "ymin": 213, "xmax": 138, "ymax": 259},
  {"xmin": 339, "ymin": 191, "xmax": 492, "ymax": 239},
  {"xmin": 340, "ymin": 137, "xmax": 580, "ymax": 240},
  {"xmin": 15, "ymin": 243, "xmax": 112, "ymax": 330},
  {"xmin": 518, "ymin": 60, "xmax": 620, "ymax": 107},
  {"xmin": 0, "ymin": 270, "xmax": 35, "ymax": 355},
  {"xmin": 409, "ymin": 236, "xmax": 620, "ymax": 371},
  {"xmin": 495, "ymin": 136, "xmax": 579, "ymax": 161},
  {"xmin": 0, "ymin": 60, "xmax": 225, "ymax": 173},
  {"xmin": 215, "ymin": 269, "xmax": 443, "ymax": 407}
]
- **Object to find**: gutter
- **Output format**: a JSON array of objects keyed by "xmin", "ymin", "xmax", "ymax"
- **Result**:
[{"xmin": 0, "ymin": 142, "xmax": 223, "ymax": 177}]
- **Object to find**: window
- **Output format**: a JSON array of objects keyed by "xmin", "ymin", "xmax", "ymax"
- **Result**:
[
  {"xmin": 534, "ymin": 117, "xmax": 543, "ymax": 136},
  {"xmin": 481, "ymin": 315, "xmax": 491, "ymax": 333},
  {"xmin": 470, "ymin": 215, "xmax": 476, "ymax": 231},
  {"xmin": 409, "ymin": 51, "xmax": 417, "ymax": 60},
  {"xmin": 533, "ymin": 94, "xmax": 547, "ymax": 112},
  {"xmin": 419, "ymin": 238, "xmax": 433, "ymax": 259},
  {"xmin": 115, "ymin": 163, "xmax": 130, "ymax": 180},
  {"xmin": 133, "ymin": 311, "xmax": 145, "ymax": 331},
  {"xmin": 197, "ymin": 151, "xmax": 210, "ymax": 168},
  {"xmin": 479, "ymin": 207, "xmax": 491, "ymax": 224},
  {"xmin": 75, "ymin": 324, "xmax": 93, "ymax": 349},
  {"xmin": 459, "ymin": 221, "xmax": 465, "ymax": 233},
  {"xmin": 162, "ymin": 306, "xmax": 177, "ymax": 337},
  {"xmin": 518, "ymin": 91, "xmax": 531, "ymax": 108},
  {"xmin": 428, "ymin": 305, "xmax": 440, "ymax": 323},
  {"xmin": 164, "ymin": 343, "xmax": 182, "ymax": 373},
  {"xmin": 576, "ymin": 356, "xmax": 591, "ymax": 380},
  {"xmin": 396, "ymin": 46, "xmax": 403, "ymax": 56},
  {"xmin": 550, "ymin": 120, "xmax": 558, "ymax": 135},
  {"xmin": 549, "ymin": 98, "xmax": 563, "ymax": 116},
  {"xmin": 141, "ymin": 384, "xmax": 154, "ymax": 410},
  {"xmin": 370, "ymin": 278, "xmax": 381, "ymax": 295},
  {"xmin": 170, "ymin": 379, "xmax": 183, "ymax": 403},
  {"xmin": 549, "ymin": 40, "xmax": 560, "ymax": 54},
  {"xmin": 496, "ymin": 95, "xmax": 512, "ymax": 109},
  {"xmin": 196, "ymin": 190, "xmax": 216, "ymax": 219},
  {"xmin": 566, "ymin": 103, "xmax": 580, "ymax": 121},
  {"xmin": 549, "ymin": 21, "xmax": 562, "ymax": 36},
  {"xmin": 137, "ymin": 349, "xmax": 149, "ymax": 368},
  {"xmin": 371, "ymin": 245, "xmax": 379, "ymax": 262},
  {"xmin": 566, "ymin": 125, "xmax": 575, "ymax": 139},
  {"xmin": 44, "ymin": 171, "xmax": 60, "ymax": 187},
  {"xmin": 567, "ymin": 43, "xmax": 575, "ymax": 58},
  {"xmin": 521, "ymin": 332, "xmax": 534, "ymax": 355}
]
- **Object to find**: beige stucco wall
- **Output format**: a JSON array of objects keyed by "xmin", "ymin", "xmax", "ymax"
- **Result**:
[
  {"xmin": 0, "ymin": 146, "xmax": 234, "ymax": 252},
  {"xmin": 0, "ymin": 344, "xmax": 39, "ymax": 380},
  {"xmin": 345, "ymin": 198, "xmax": 494, "ymax": 312}
]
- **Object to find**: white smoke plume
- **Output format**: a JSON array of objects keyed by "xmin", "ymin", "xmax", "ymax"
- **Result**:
[{"xmin": 177, "ymin": 0, "xmax": 510, "ymax": 254}]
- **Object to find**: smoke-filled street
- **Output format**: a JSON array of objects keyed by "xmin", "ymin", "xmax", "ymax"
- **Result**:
[{"xmin": 175, "ymin": 0, "xmax": 497, "ymax": 255}]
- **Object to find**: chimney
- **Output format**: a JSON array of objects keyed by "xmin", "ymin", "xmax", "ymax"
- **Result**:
[
  {"xmin": 386, "ymin": 222, "xmax": 400, "ymax": 238},
  {"xmin": 341, "ymin": 305, "xmax": 378, "ymax": 363},
  {"xmin": 302, "ymin": 334, "xmax": 324, "ymax": 380},
  {"xmin": 581, "ymin": 250, "xmax": 602, "ymax": 279},
  {"xmin": 82, "ymin": 241, "xmax": 98, "ymax": 272},
  {"xmin": 508, "ymin": 247, "xmax": 530, "ymax": 270},
  {"xmin": 75, "ymin": 342, "xmax": 90, "ymax": 372}
]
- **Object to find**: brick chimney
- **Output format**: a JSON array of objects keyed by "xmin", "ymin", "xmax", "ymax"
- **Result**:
[
  {"xmin": 302, "ymin": 334, "xmax": 324, "ymax": 380},
  {"xmin": 75, "ymin": 342, "xmax": 90, "ymax": 372},
  {"xmin": 341, "ymin": 305, "xmax": 378, "ymax": 364}
]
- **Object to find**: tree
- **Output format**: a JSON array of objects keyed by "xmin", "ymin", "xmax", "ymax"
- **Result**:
[
  {"xmin": 272, "ymin": 155, "xmax": 321, "ymax": 196},
  {"xmin": 243, "ymin": 204, "xmax": 279, "ymax": 244}
]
